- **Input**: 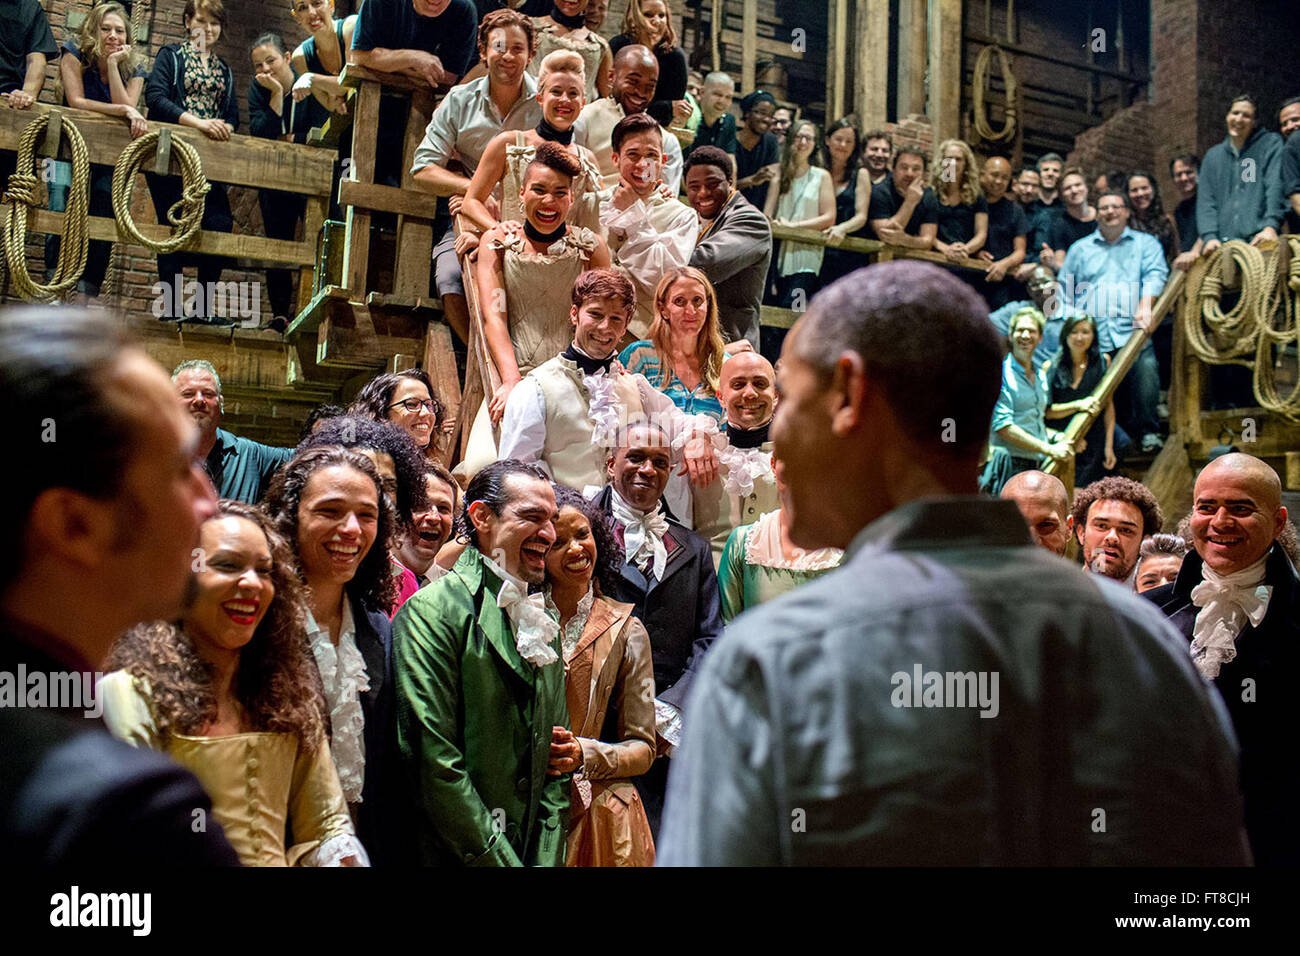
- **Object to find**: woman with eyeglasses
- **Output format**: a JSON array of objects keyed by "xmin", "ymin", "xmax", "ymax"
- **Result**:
[
  {"xmin": 350, "ymin": 369, "xmax": 449, "ymax": 462},
  {"xmin": 763, "ymin": 120, "xmax": 834, "ymax": 316}
]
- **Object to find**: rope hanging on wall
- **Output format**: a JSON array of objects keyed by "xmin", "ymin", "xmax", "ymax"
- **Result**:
[
  {"xmin": 971, "ymin": 44, "xmax": 1017, "ymax": 143},
  {"xmin": 111, "ymin": 129, "xmax": 209, "ymax": 254}
]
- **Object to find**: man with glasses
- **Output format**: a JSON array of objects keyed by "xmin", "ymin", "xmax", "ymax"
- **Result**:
[
  {"xmin": 734, "ymin": 90, "xmax": 781, "ymax": 210},
  {"xmin": 1057, "ymin": 191, "xmax": 1169, "ymax": 453},
  {"xmin": 172, "ymin": 360, "xmax": 293, "ymax": 505}
]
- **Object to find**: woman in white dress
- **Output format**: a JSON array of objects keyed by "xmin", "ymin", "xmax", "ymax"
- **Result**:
[{"xmin": 763, "ymin": 119, "xmax": 835, "ymax": 310}]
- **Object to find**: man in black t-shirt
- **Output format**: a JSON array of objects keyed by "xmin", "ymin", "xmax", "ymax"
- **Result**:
[
  {"xmin": 1279, "ymin": 99, "xmax": 1300, "ymax": 236},
  {"xmin": 978, "ymin": 156, "xmax": 1029, "ymax": 308},
  {"xmin": 0, "ymin": 0, "xmax": 56, "ymax": 106},
  {"xmin": 1169, "ymin": 153, "xmax": 1203, "ymax": 271},
  {"xmin": 734, "ymin": 90, "xmax": 780, "ymax": 210},
  {"xmin": 1041, "ymin": 167, "xmax": 1096, "ymax": 271},
  {"xmin": 868, "ymin": 147, "xmax": 939, "ymax": 249}
]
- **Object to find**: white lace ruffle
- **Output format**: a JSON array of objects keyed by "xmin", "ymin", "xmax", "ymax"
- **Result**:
[
  {"xmin": 1189, "ymin": 559, "xmax": 1271, "ymax": 680},
  {"xmin": 742, "ymin": 509, "xmax": 844, "ymax": 571},
  {"xmin": 716, "ymin": 442, "xmax": 773, "ymax": 497},
  {"xmin": 494, "ymin": 572, "xmax": 561, "ymax": 667},
  {"xmin": 548, "ymin": 585, "xmax": 595, "ymax": 662},
  {"xmin": 584, "ymin": 369, "xmax": 623, "ymax": 448},
  {"xmin": 654, "ymin": 698, "xmax": 684, "ymax": 755},
  {"xmin": 302, "ymin": 833, "xmax": 371, "ymax": 868},
  {"xmin": 309, "ymin": 623, "xmax": 370, "ymax": 804}
]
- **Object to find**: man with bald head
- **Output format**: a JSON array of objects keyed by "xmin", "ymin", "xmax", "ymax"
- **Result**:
[
  {"xmin": 1000, "ymin": 469, "xmax": 1071, "ymax": 556},
  {"xmin": 1145, "ymin": 452, "xmax": 1298, "ymax": 865},
  {"xmin": 693, "ymin": 349, "xmax": 780, "ymax": 565},
  {"xmin": 978, "ymin": 155, "xmax": 1030, "ymax": 309},
  {"xmin": 575, "ymin": 44, "xmax": 683, "ymax": 193}
]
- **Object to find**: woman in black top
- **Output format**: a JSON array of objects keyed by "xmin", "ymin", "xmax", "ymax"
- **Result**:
[
  {"xmin": 1045, "ymin": 314, "xmax": 1129, "ymax": 487},
  {"xmin": 930, "ymin": 138, "xmax": 988, "ymax": 262},
  {"xmin": 819, "ymin": 118, "xmax": 874, "ymax": 286},
  {"xmin": 1125, "ymin": 170, "xmax": 1178, "ymax": 262},
  {"xmin": 290, "ymin": 1, "xmax": 356, "ymax": 221},
  {"xmin": 144, "ymin": 0, "xmax": 237, "ymax": 321},
  {"xmin": 609, "ymin": 0, "xmax": 689, "ymax": 129}
]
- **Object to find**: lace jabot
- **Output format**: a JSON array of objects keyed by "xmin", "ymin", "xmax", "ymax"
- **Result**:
[
  {"xmin": 744, "ymin": 509, "xmax": 844, "ymax": 572},
  {"xmin": 1189, "ymin": 554, "xmax": 1272, "ymax": 679},
  {"xmin": 306, "ymin": 599, "xmax": 369, "ymax": 804},
  {"xmin": 546, "ymin": 584, "xmax": 596, "ymax": 662}
]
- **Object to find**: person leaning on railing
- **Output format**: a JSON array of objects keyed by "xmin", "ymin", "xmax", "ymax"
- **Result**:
[
  {"xmin": 867, "ymin": 146, "xmax": 938, "ymax": 251},
  {"xmin": 990, "ymin": 306, "xmax": 1075, "ymax": 482}
]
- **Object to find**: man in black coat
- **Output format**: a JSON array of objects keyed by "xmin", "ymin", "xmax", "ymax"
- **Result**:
[
  {"xmin": 685, "ymin": 146, "xmax": 773, "ymax": 350},
  {"xmin": 1, "ymin": 308, "xmax": 238, "ymax": 866},
  {"xmin": 592, "ymin": 419, "xmax": 723, "ymax": 834},
  {"xmin": 1144, "ymin": 453, "xmax": 1298, "ymax": 865}
]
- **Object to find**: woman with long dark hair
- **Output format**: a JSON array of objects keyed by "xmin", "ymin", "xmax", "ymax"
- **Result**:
[
  {"xmin": 763, "ymin": 119, "xmax": 835, "ymax": 310},
  {"xmin": 545, "ymin": 484, "xmax": 656, "ymax": 866},
  {"xmin": 1045, "ymin": 314, "xmax": 1128, "ymax": 487},
  {"xmin": 101, "ymin": 501, "xmax": 366, "ymax": 866},
  {"xmin": 1125, "ymin": 170, "xmax": 1178, "ymax": 262},
  {"xmin": 819, "ymin": 118, "xmax": 874, "ymax": 286}
]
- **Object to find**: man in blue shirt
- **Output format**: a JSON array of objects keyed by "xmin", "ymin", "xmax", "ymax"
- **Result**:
[{"xmin": 1056, "ymin": 191, "xmax": 1168, "ymax": 452}]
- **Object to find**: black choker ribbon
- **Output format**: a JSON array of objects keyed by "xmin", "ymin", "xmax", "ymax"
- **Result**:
[
  {"xmin": 727, "ymin": 420, "xmax": 770, "ymax": 448},
  {"xmin": 563, "ymin": 343, "xmax": 615, "ymax": 375},
  {"xmin": 551, "ymin": 5, "xmax": 587, "ymax": 28},
  {"xmin": 524, "ymin": 219, "xmax": 568, "ymax": 244},
  {"xmin": 535, "ymin": 118, "xmax": 574, "ymax": 145}
]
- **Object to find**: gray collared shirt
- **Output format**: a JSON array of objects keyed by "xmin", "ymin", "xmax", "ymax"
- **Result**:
[
  {"xmin": 658, "ymin": 496, "xmax": 1247, "ymax": 865},
  {"xmin": 411, "ymin": 73, "xmax": 541, "ymax": 178}
]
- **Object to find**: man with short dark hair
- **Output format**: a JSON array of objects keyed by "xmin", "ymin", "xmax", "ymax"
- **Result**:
[
  {"xmin": 658, "ymin": 262, "xmax": 1245, "ymax": 866},
  {"xmin": 600, "ymin": 114, "xmax": 697, "ymax": 337},
  {"xmin": 1013, "ymin": 166, "xmax": 1040, "ymax": 208},
  {"xmin": 173, "ymin": 360, "xmax": 293, "ymax": 504},
  {"xmin": 1169, "ymin": 153, "xmax": 1203, "ymax": 271},
  {"xmin": 1144, "ymin": 453, "xmax": 1299, "ymax": 865},
  {"xmin": 862, "ymin": 130, "xmax": 892, "ymax": 186},
  {"xmin": 1033, "ymin": 152, "xmax": 1064, "ymax": 209},
  {"xmin": 576, "ymin": 44, "xmax": 683, "ymax": 194},
  {"xmin": 685, "ymin": 145, "xmax": 772, "ymax": 349},
  {"xmin": 592, "ymin": 419, "xmax": 723, "ymax": 836},
  {"xmin": 1000, "ymin": 469, "xmax": 1072, "ymax": 556},
  {"xmin": 1072, "ymin": 475, "xmax": 1164, "ymax": 582},
  {"xmin": 392, "ymin": 459, "xmax": 571, "ymax": 866},
  {"xmin": 1280, "ymin": 96, "xmax": 1300, "ymax": 235},
  {"xmin": 733, "ymin": 90, "xmax": 781, "ymax": 210},
  {"xmin": 1, "ymin": 307, "xmax": 239, "ymax": 866},
  {"xmin": 868, "ymin": 147, "xmax": 939, "ymax": 249}
]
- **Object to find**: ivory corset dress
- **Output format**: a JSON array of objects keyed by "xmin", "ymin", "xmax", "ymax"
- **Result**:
[
  {"xmin": 459, "ymin": 225, "xmax": 600, "ymax": 477},
  {"xmin": 501, "ymin": 131, "xmax": 604, "ymax": 233},
  {"xmin": 99, "ymin": 671, "xmax": 366, "ymax": 867},
  {"xmin": 529, "ymin": 22, "xmax": 608, "ymax": 103}
]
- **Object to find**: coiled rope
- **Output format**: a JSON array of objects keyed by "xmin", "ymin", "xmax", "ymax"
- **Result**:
[
  {"xmin": 111, "ymin": 129, "xmax": 209, "ymax": 254},
  {"xmin": 971, "ymin": 44, "xmax": 1017, "ymax": 143},
  {"xmin": 1, "ymin": 112, "xmax": 90, "ymax": 302},
  {"xmin": 1253, "ymin": 235, "xmax": 1300, "ymax": 422}
]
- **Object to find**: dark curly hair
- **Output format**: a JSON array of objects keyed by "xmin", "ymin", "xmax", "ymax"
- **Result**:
[
  {"xmin": 551, "ymin": 483, "xmax": 624, "ymax": 598},
  {"xmin": 1071, "ymin": 476, "xmax": 1164, "ymax": 538},
  {"xmin": 295, "ymin": 414, "xmax": 428, "ymax": 530},
  {"xmin": 349, "ymin": 369, "xmax": 446, "ymax": 444},
  {"xmin": 105, "ymin": 500, "xmax": 327, "ymax": 751},
  {"xmin": 525, "ymin": 139, "xmax": 583, "ymax": 181},
  {"xmin": 264, "ymin": 446, "xmax": 397, "ymax": 615}
]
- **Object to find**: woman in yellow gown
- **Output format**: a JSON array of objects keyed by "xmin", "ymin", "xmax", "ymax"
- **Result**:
[{"xmin": 101, "ymin": 500, "xmax": 366, "ymax": 867}]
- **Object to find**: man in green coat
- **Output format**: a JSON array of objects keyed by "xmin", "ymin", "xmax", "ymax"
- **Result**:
[{"xmin": 393, "ymin": 460, "xmax": 574, "ymax": 866}]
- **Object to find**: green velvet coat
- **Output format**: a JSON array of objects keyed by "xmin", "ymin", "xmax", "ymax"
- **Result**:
[{"xmin": 393, "ymin": 547, "xmax": 570, "ymax": 866}]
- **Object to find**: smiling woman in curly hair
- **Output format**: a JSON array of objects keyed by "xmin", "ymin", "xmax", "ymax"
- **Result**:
[{"xmin": 100, "ymin": 500, "xmax": 368, "ymax": 866}]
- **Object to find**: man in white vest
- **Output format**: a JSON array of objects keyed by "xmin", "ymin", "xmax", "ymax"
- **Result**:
[
  {"xmin": 599, "ymin": 113, "xmax": 697, "ymax": 338},
  {"xmin": 692, "ymin": 350, "xmax": 780, "ymax": 566},
  {"xmin": 498, "ymin": 269, "xmax": 717, "ymax": 498}
]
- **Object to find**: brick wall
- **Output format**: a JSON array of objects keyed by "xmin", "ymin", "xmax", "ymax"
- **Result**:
[{"xmin": 1065, "ymin": 101, "xmax": 1155, "ymax": 186}]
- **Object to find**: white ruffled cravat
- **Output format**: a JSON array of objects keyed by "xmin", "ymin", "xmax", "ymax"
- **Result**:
[
  {"xmin": 610, "ymin": 488, "xmax": 669, "ymax": 579},
  {"xmin": 483, "ymin": 554, "xmax": 560, "ymax": 667},
  {"xmin": 307, "ymin": 600, "xmax": 369, "ymax": 804},
  {"xmin": 716, "ymin": 442, "xmax": 773, "ymax": 497},
  {"xmin": 583, "ymin": 367, "xmax": 622, "ymax": 447},
  {"xmin": 1189, "ymin": 555, "xmax": 1272, "ymax": 679}
]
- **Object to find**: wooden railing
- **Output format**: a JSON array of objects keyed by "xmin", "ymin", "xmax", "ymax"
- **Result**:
[{"xmin": 454, "ymin": 211, "xmax": 501, "ymax": 458}]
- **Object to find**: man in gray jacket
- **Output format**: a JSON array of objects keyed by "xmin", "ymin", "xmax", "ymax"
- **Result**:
[
  {"xmin": 684, "ymin": 146, "xmax": 772, "ymax": 351},
  {"xmin": 1197, "ymin": 94, "xmax": 1286, "ymax": 253},
  {"xmin": 658, "ymin": 262, "xmax": 1249, "ymax": 866}
]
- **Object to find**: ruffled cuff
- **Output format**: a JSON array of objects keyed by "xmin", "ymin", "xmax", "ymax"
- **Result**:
[
  {"xmin": 299, "ymin": 833, "xmax": 371, "ymax": 867},
  {"xmin": 655, "ymin": 697, "xmax": 684, "ymax": 756}
]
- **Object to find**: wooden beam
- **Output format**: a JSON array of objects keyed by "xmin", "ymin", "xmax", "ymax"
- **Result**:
[
  {"xmin": 826, "ymin": 0, "xmax": 848, "ymax": 120},
  {"xmin": 719, "ymin": 29, "xmax": 804, "ymax": 61},
  {"xmin": 0, "ymin": 101, "xmax": 334, "ymax": 196},
  {"xmin": 927, "ymin": 0, "xmax": 964, "ymax": 144},
  {"xmin": 898, "ymin": 0, "xmax": 928, "ymax": 116},
  {"xmin": 27, "ymin": 210, "xmax": 318, "ymax": 266},
  {"xmin": 855, "ymin": 0, "xmax": 890, "ymax": 128},
  {"xmin": 741, "ymin": 1, "xmax": 757, "ymax": 94},
  {"xmin": 339, "ymin": 180, "xmax": 440, "ymax": 219},
  {"xmin": 422, "ymin": 321, "xmax": 462, "ymax": 467},
  {"xmin": 338, "ymin": 63, "xmax": 430, "ymax": 93},
  {"xmin": 342, "ymin": 81, "xmax": 381, "ymax": 295}
]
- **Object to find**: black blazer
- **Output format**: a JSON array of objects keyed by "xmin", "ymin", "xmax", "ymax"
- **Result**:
[
  {"xmin": 349, "ymin": 592, "xmax": 398, "ymax": 864},
  {"xmin": 1144, "ymin": 546, "xmax": 1300, "ymax": 866},
  {"xmin": 592, "ymin": 487, "xmax": 723, "ymax": 714},
  {"xmin": 0, "ymin": 625, "xmax": 240, "ymax": 866}
]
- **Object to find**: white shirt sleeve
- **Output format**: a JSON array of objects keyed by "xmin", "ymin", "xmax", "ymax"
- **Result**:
[
  {"xmin": 497, "ymin": 378, "xmax": 550, "ymax": 475},
  {"xmin": 601, "ymin": 198, "xmax": 697, "ymax": 294},
  {"xmin": 662, "ymin": 133, "xmax": 683, "ymax": 196}
]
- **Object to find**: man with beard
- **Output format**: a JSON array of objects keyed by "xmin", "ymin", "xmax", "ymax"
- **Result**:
[
  {"xmin": 657, "ymin": 262, "xmax": 1244, "ymax": 866},
  {"xmin": 592, "ymin": 419, "xmax": 723, "ymax": 836},
  {"xmin": 867, "ymin": 147, "xmax": 939, "ymax": 250},
  {"xmin": 172, "ymin": 360, "xmax": 293, "ymax": 504},
  {"xmin": 576, "ymin": 44, "xmax": 683, "ymax": 194},
  {"xmin": 392, "ymin": 461, "xmax": 459, "ymax": 589},
  {"xmin": 2, "ymin": 307, "xmax": 238, "ymax": 865},
  {"xmin": 1072, "ymin": 475, "xmax": 1164, "ymax": 582},
  {"xmin": 1000, "ymin": 470, "xmax": 1072, "ymax": 557},
  {"xmin": 392, "ymin": 459, "xmax": 571, "ymax": 865},
  {"xmin": 498, "ymin": 269, "xmax": 719, "ymax": 495},
  {"xmin": 693, "ymin": 351, "xmax": 780, "ymax": 565},
  {"xmin": 1144, "ymin": 453, "xmax": 1299, "ymax": 865}
]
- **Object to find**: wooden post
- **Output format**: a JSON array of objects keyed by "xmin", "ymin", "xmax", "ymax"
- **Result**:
[
  {"xmin": 422, "ymin": 320, "xmax": 462, "ymax": 467},
  {"xmin": 741, "ymin": 1, "xmax": 757, "ymax": 95},
  {"xmin": 711, "ymin": 0, "xmax": 723, "ymax": 72},
  {"xmin": 392, "ymin": 88, "xmax": 435, "ymax": 298},
  {"xmin": 927, "ymin": 0, "xmax": 963, "ymax": 144},
  {"xmin": 826, "ymin": 0, "xmax": 848, "ymax": 121},
  {"xmin": 897, "ymin": 0, "xmax": 928, "ymax": 118},
  {"xmin": 342, "ymin": 80, "xmax": 380, "ymax": 294},
  {"xmin": 855, "ymin": 0, "xmax": 890, "ymax": 128}
]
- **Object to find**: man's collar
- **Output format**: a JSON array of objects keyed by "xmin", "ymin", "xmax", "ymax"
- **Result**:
[
  {"xmin": 1172, "ymin": 543, "xmax": 1299, "ymax": 600},
  {"xmin": 482, "ymin": 71, "xmax": 538, "ymax": 113},
  {"xmin": 1092, "ymin": 226, "xmax": 1132, "ymax": 244},
  {"xmin": 846, "ymin": 497, "xmax": 1033, "ymax": 561}
]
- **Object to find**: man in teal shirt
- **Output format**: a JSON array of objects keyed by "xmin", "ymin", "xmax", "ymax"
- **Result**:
[{"xmin": 393, "ymin": 460, "xmax": 571, "ymax": 866}]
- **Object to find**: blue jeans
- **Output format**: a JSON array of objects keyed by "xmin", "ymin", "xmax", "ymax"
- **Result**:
[{"xmin": 1109, "ymin": 343, "xmax": 1160, "ymax": 439}]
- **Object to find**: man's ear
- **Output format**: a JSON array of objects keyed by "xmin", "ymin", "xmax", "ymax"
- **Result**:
[
  {"xmin": 1066, "ymin": 514, "xmax": 1075, "ymax": 536},
  {"xmin": 467, "ymin": 500, "xmax": 494, "ymax": 538},
  {"xmin": 570, "ymin": 304, "xmax": 580, "ymax": 328},
  {"xmin": 606, "ymin": 454, "xmax": 617, "ymax": 483},
  {"xmin": 829, "ymin": 350, "xmax": 866, "ymax": 438},
  {"xmin": 25, "ymin": 488, "xmax": 118, "ymax": 572},
  {"xmin": 1273, "ymin": 505, "xmax": 1288, "ymax": 542}
]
